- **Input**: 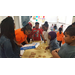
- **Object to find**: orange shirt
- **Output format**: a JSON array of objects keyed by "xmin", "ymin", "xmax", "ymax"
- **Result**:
[
  {"xmin": 57, "ymin": 32, "xmax": 64, "ymax": 41},
  {"xmin": 15, "ymin": 28, "xmax": 27, "ymax": 44}
]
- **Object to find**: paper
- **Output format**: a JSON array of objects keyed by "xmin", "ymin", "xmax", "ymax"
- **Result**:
[
  {"xmin": 20, "ymin": 50, "xmax": 24, "ymax": 55},
  {"xmin": 20, "ymin": 43, "xmax": 40, "ymax": 50}
]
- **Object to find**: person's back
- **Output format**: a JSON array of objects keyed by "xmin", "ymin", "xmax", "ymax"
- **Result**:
[
  {"xmin": 57, "ymin": 28, "xmax": 64, "ymax": 47},
  {"xmin": 0, "ymin": 35, "xmax": 20, "ymax": 58},
  {"xmin": 0, "ymin": 17, "xmax": 20, "ymax": 58},
  {"xmin": 57, "ymin": 32, "xmax": 64, "ymax": 41}
]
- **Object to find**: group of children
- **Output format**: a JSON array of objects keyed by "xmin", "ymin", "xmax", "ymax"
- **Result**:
[
  {"xmin": 0, "ymin": 16, "xmax": 75, "ymax": 58},
  {"xmin": 30, "ymin": 21, "xmax": 75, "ymax": 58}
]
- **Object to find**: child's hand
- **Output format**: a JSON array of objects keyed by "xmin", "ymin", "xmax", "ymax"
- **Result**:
[
  {"xmin": 45, "ymin": 46, "xmax": 50, "ymax": 50},
  {"xmin": 32, "ymin": 39, "xmax": 34, "ymax": 41},
  {"xmin": 44, "ymin": 39, "xmax": 47, "ymax": 43},
  {"xmin": 17, "ymin": 44, "xmax": 23, "ymax": 47}
]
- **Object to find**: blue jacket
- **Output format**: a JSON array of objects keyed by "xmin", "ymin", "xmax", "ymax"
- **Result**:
[
  {"xmin": 21, "ymin": 16, "xmax": 32, "ymax": 26},
  {"xmin": 0, "ymin": 35, "xmax": 20, "ymax": 58}
]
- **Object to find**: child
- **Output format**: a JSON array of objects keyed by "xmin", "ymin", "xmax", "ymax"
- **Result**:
[
  {"xmin": 46, "ymin": 31, "xmax": 60, "ymax": 52},
  {"xmin": 22, "ymin": 22, "xmax": 32, "ymax": 45},
  {"xmin": 42, "ymin": 21, "xmax": 50, "ymax": 44},
  {"xmin": 52, "ymin": 27, "xmax": 75, "ymax": 58},
  {"xmin": 15, "ymin": 24, "xmax": 32, "ymax": 45},
  {"xmin": 57, "ymin": 28, "xmax": 64, "ymax": 47},
  {"xmin": 31, "ymin": 22, "xmax": 46, "ymax": 42}
]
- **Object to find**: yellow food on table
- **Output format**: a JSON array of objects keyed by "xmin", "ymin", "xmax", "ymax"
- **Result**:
[{"xmin": 21, "ymin": 41, "xmax": 53, "ymax": 58}]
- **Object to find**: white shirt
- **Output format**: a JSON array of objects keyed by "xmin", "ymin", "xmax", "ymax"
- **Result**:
[{"xmin": 43, "ymin": 31, "xmax": 50, "ymax": 45}]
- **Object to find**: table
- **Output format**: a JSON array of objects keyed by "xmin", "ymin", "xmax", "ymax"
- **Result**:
[{"xmin": 21, "ymin": 41, "xmax": 53, "ymax": 58}]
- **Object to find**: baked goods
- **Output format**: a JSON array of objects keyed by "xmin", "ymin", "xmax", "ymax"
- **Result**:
[
  {"xmin": 31, "ymin": 52, "xmax": 36, "ymax": 55},
  {"xmin": 43, "ymin": 56, "xmax": 46, "ymax": 58},
  {"xmin": 38, "ymin": 55, "xmax": 41, "ymax": 57}
]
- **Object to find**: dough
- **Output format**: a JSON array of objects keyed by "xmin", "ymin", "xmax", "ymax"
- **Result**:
[
  {"xmin": 38, "ymin": 55, "xmax": 41, "ymax": 57},
  {"xmin": 43, "ymin": 56, "xmax": 46, "ymax": 58}
]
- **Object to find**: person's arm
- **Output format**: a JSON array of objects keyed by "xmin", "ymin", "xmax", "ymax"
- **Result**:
[
  {"xmin": 25, "ymin": 39, "xmax": 28, "ymax": 44},
  {"xmin": 14, "ymin": 39, "xmax": 23, "ymax": 47},
  {"xmin": 41, "ymin": 34, "xmax": 46, "ymax": 42},
  {"xmin": 51, "ymin": 50, "xmax": 60, "ymax": 58},
  {"xmin": 4, "ymin": 40, "xmax": 20, "ymax": 58},
  {"xmin": 45, "ymin": 45, "xmax": 50, "ymax": 50}
]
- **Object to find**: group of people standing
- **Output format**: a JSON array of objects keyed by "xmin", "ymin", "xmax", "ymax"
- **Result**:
[
  {"xmin": 50, "ymin": 24, "xmax": 63, "ymax": 32},
  {"xmin": 0, "ymin": 16, "xmax": 75, "ymax": 58}
]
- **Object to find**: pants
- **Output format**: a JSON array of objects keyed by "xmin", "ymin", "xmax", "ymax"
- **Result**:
[
  {"xmin": 58, "ymin": 41, "xmax": 62, "ymax": 47},
  {"xmin": 22, "ymin": 37, "xmax": 30, "ymax": 45}
]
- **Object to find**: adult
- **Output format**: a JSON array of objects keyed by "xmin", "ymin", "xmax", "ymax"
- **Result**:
[{"xmin": 0, "ymin": 17, "xmax": 20, "ymax": 58}]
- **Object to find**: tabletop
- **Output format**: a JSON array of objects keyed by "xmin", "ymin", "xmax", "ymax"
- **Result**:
[{"xmin": 21, "ymin": 41, "xmax": 53, "ymax": 58}]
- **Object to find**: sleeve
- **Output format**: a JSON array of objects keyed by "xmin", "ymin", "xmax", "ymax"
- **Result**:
[{"xmin": 4, "ymin": 40, "xmax": 19, "ymax": 58}]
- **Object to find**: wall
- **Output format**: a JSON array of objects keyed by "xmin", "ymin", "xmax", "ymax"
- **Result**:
[
  {"xmin": 0, "ymin": 16, "xmax": 7, "ymax": 23},
  {"xmin": 14, "ymin": 16, "xmax": 21, "ymax": 29},
  {"xmin": 45, "ymin": 16, "xmax": 57, "ymax": 22},
  {"xmin": 72, "ymin": 16, "xmax": 75, "ymax": 23},
  {"xmin": 65, "ymin": 16, "xmax": 73, "ymax": 25}
]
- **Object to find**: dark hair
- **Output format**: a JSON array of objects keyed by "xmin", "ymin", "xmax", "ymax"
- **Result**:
[
  {"xmin": 59, "ymin": 28, "xmax": 62, "ymax": 34},
  {"xmin": 35, "ymin": 22, "xmax": 39, "ymax": 25},
  {"xmin": 33, "ymin": 26, "xmax": 35, "ymax": 28},
  {"xmin": 21, "ymin": 23, "xmax": 32, "ymax": 34},
  {"xmin": 1, "ymin": 17, "xmax": 15, "ymax": 50},
  {"xmin": 44, "ymin": 21, "xmax": 49, "ymax": 28},
  {"xmin": 65, "ymin": 27, "xmax": 75, "ymax": 36},
  {"xmin": 0, "ymin": 24, "xmax": 1, "ymax": 37},
  {"xmin": 72, "ymin": 22, "xmax": 75, "ymax": 26},
  {"xmin": 62, "ymin": 25, "xmax": 63, "ymax": 26}
]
